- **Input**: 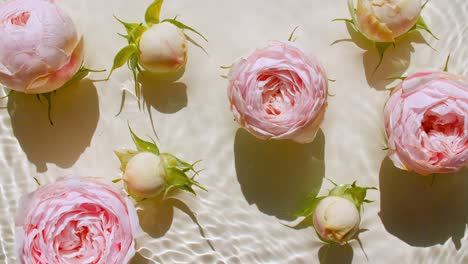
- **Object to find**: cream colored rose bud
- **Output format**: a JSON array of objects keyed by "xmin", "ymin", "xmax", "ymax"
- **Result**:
[
  {"xmin": 138, "ymin": 22, "xmax": 188, "ymax": 73},
  {"xmin": 313, "ymin": 196, "xmax": 361, "ymax": 244},
  {"xmin": 356, "ymin": 0, "xmax": 422, "ymax": 42},
  {"xmin": 123, "ymin": 152, "xmax": 166, "ymax": 198}
]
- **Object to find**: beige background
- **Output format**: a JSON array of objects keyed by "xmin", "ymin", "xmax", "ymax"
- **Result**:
[{"xmin": 0, "ymin": 0, "xmax": 467, "ymax": 263}]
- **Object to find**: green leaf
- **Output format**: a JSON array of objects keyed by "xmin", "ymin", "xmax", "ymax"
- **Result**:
[
  {"xmin": 329, "ymin": 182, "xmax": 377, "ymax": 210},
  {"xmin": 112, "ymin": 178, "xmax": 122, "ymax": 183},
  {"xmin": 114, "ymin": 150, "xmax": 138, "ymax": 171},
  {"xmin": 128, "ymin": 124, "xmax": 160, "ymax": 155},
  {"xmin": 288, "ymin": 26, "xmax": 299, "ymax": 42},
  {"xmin": 411, "ymin": 16, "xmax": 438, "ymax": 40},
  {"xmin": 161, "ymin": 18, "xmax": 208, "ymax": 42},
  {"xmin": 107, "ymin": 44, "xmax": 138, "ymax": 80},
  {"xmin": 145, "ymin": 0, "xmax": 164, "ymax": 26}
]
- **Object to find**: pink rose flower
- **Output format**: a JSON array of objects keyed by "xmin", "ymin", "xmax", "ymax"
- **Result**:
[
  {"xmin": 15, "ymin": 177, "xmax": 140, "ymax": 264},
  {"xmin": 0, "ymin": 0, "xmax": 83, "ymax": 94},
  {"xmin": 384, "ymin": 71, "xmax": 468, "ymax": 175},
  {"xmin": 228, "ymin": 41, "xmax": 328, "ymax": 144}
]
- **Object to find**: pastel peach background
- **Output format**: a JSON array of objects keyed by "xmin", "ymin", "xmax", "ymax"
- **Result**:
[{"xmin": 0, "ymin": 0, "xmax": 466, "ymax": 263}]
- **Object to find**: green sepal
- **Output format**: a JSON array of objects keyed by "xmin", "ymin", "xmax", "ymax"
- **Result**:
[
  {"xmin": 161, "ymin": 153, "xmax": 207, "ymax": 198},
  {"xmin": 409, "ymin": 16, "xmax": 438, "ymax": 40},
  {"xmin": 161, "ymin": 18, "xmax": 208, "ymax": 42},
  {"xmin": 328, "ymin": 181, "xmax": 377, "ymax": 210},
  {"xmin": 114, "ymin": 150, "xmax": 139, "ymax": 172},
  {"xmin": 0, "ymin": 90, "xmax": 13, "ymax": 100},
  {"xmin": 128, "ymin": 124, "xmax": 160, "ymax": 155},
  {"xmin": 443, "ymin": 54, "xmax": 450, "ymax": 72},
  {"xmin": 145, "ymin": 0, "xmax": 164, "ymax": 26},
  {"xmin": 288, "ymin": 26, "xmax": 299, "ymax": 42},
  {"xmin": 294, "ymin": 190, "xmax": 324, "ymax": 218},
  {"xmin": 107, "ymin": 44, "xmax": 138, "ymax": 80},
  {"xmin": 114, "ymin": 15, "xmax": 140, "ymax": 36},
  {"xmin": 36, "ymin": 92, "xmax": 54, "ymax": 125},
  {"xmin": 374, "ymin": 42, "xmax": 393, "ymax": 73}
]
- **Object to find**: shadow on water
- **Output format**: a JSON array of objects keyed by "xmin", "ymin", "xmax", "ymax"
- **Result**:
[
  {"xmin": 139, "ymin": 71, "xmax": 188, "ymax": 114},
  {"xmin": 333, "ymin": 22, "xmax": 432, "ymax": 90},
  {"xmin": 318, "ymin": 244, "xmax": 354, "ymax": 264},
  {"xmin": 7, "ymin": 79, "xmax": 99, "ymax": 172},
  {"xmin": 137, "ymin": 197, "xmax": 215, "ymax": 251},
  {"xmin": 379, "ymin": 157, "xmax": 467, "ymax": 249},
  {"xmin": 234, "ymin": 129, "xmax": 326, "ymax": 220}
]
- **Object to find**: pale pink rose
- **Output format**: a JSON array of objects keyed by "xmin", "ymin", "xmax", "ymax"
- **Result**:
[
  {"xmin": 228, "ymin": 41, "xmax": 328, "ymax": 144},
  {"xmin": 0, "ymin": 0, "xmax": 83, "ymax": 94},
  {"xmin": 384, "ymin": 71, "xmax": 468, "ymax": 175},
  {"xmin": 15, "ymin": 177, "xmax": 140, "ymax": 264}
]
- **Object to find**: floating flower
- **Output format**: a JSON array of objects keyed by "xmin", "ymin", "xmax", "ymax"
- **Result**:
[
  {"xmin": 114, "ymin": 125, "xmax": 206, "ymax": 200},
  {"xmin": 227, "ymin": 41, "xmax": 328, "ymax": 144},
  {"xmin": 384, "ymin": 71, "xmax": 468, "ymax": 175},
  {"xmin": 295, "ymin": 181, "xmax": 376, "ymax": 245},
  {"xmin": 15, "ymin": 176, "xmax": 140, "ymax": 264}
]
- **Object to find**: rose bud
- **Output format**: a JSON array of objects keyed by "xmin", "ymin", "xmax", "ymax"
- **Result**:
[
  {"xmin": 384, "ymin": 71, "xmax": 468, "ymax": 175},
  {"xmin": 313, "ymin": 196, "xmax": 360, "ymax": 244},
  {"xmin": 334, "ymin": 0, "xmax": 436, "ymax": 71},
  {"xmin": 15, "ymin": 176, "xmax": 140, "ymax": 264},
  {"xmin": 355, "ymin": 0, "xmax": 422, "ymax": 43},
  {"xmin": 115, "ymin": 125, "xmax": 206, "ymax": 200},
  {"xmin": 227, "ymin": 41, "xmax": 328, "ymax": 144},
  {"xmin": 0, "ymin": 0, "xmax": 84, "ymax": 94},
  {"xmin": 138, "ymin": 22, "xmax": 188, "ymax": 73},
  {"xmin": 107, "ymin": 0, "xmax": 207, "ymax": 107},
  {"xmin": 295, "ymin": 181, "xmax": 376, "ymax": 245}
]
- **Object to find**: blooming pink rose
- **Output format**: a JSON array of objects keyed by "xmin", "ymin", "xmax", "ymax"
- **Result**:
[
  {"xmin": 15, "ymin": 177, "xmax": 140, "ymax": 264},
  {"xmin": 228, "ymin": 41, "xmax": 328, "ymax": 144},
  {"xmin": 0, "ymin": 0, "xmax": 83, "ymax": 94},
  {"xmin": 384, "ymin": 71, "xmax": 468, "ymax": 175}
]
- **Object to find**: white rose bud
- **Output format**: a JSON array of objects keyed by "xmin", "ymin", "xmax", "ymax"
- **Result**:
[
  {"xmin": 356, "ymin": 0, "xmax": 422, "ymax": 42},
  {"xmin": 313, "ymin": 196, "xmax": 360, "ymax": 244},
  {"xmin": 138, "ymin": 22, "xmax": 188, "ymax": 73},
  {"xmin": 123, "ymin": 152, "xmax": 165, "ymax": 199}
]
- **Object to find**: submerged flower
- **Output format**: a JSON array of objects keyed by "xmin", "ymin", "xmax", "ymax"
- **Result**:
[
  {"xmin": 295, "ymin": 181, "xmax": 376, "ymax": 245},
  {"xmin": 356, "ymin": 0, "xmax": 422, "ymax": 42},
  {"xmin": 15, "ymin": 177, "xmax": 140, "ymax": 263},
  {"xmin": 0, "ymin": 0, "xmax": 83, "ymax": 94},
  {"xmin": 227, "ymin": 41, "xmax": 328, "ymax": 144},
  {"xmin": 384, "ymin": 71, "xmax": 468, "ymax": 175}
]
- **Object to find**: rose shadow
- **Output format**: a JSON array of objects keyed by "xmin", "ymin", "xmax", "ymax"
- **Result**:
[
  {"xmin": 379, "ymin": 157, "xmax": 467, "ymax": 249},
  {"xmin": 136, "ymin": 197, "xmax": 215, "ymax": 250},
  {"xmin": 130, "ymin": 253, "xmax": 155, "ymax": 264},
  {"xmin": 318, "ymin": 244, "xmax": 353, "ymax": 264},
  {"xmin": 7, "ymin": 79, "xmax": 99, "ymax": 172},
  {"xmin": 234, "ymin": 129, "xmax": 325, "ymax": 221},
  {"xmin": 333, "ymin": 23, "xmax": 431, "ymax": 90}
]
